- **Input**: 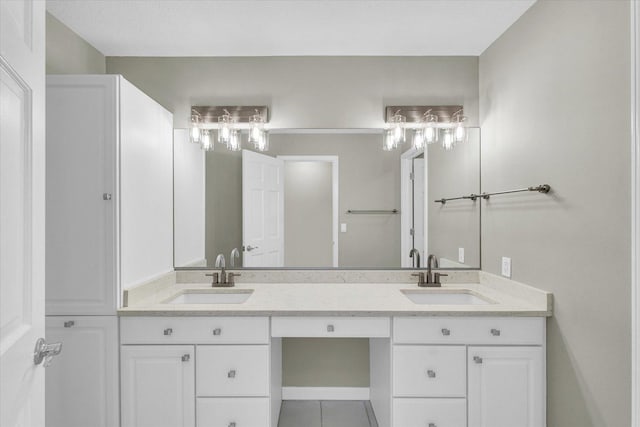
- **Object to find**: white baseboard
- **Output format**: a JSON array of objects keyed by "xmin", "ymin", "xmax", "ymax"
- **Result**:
[{"xmin": 282, "ymin": 387, "xmax": 370, "ymax": 400}]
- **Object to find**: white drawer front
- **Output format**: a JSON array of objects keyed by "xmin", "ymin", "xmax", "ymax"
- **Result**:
[
  {"xmin": 197, "ymin": 398, "xmax": 269, "ymax": 427},
  {"xmin": 393, "ymin": 346, "xmax": 466, "ymax": 397},
  {"xmin": 271, "ymin": 316, "xmax": 390, "ymax": 337},
  {"xmin": 120, "ymin": 317, "xmax": 269, "ymax": 344},
  {"xmin": 394, "ymin": 317, "xmax": 544, "ymax": 345},
  {"xmin": 196, "ymin": 346, "xmax": 269, "ymax": 397},
  {"xmin": 393, "ymin": 398, "xmax": 466, "ymax": 427}
]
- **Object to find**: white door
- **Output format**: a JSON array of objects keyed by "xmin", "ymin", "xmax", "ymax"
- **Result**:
[
  {"xmin": 121, "ymin": 345, "xmax": 195, "ymax": 427},
  {"xmin": 468, "ymin": 346, "xmax": 544, "ymax": 427},
  {"xmin": 45, "ymin": 316, "xmax": 119, "ymax": 427},
  {"xmin": 242, "ymin": 150, "xmax": 284, "ymax": 267},
  {"xmin": 0, "ymin": 1, "xmax": 47, "ymax": 426}
]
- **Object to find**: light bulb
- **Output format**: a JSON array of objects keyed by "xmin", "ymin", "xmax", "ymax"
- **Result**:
[
  {"xmin": 201, "ymin": 130, "xmax": 213, "ymax": 151},
  {"xmin": 248, "ymin": 111, "xmax": 265, "ymax": 146},
  {"xmin": 218, "ymin": 125, "xmax": 230, "ymax": 144},
  {"xmin": 190, "ymin": 114, "xmax": 201, "ymax": 143},
  {"xmin": 424, "ymin": 112, "xmax": 438, "ymax": 144},
  {"xmin": 383, "ymin": 129, "xmax": 395, "ymax": 151},
  {"xmin": 442, "ymin": 129, "xmax": 454, "ymax": 151},
  {"xmin": 254, "ymin": 130, "xmax": 269, "ymax": 152},
  {"xmin": 227, "ymin": 129, "xmax": 241, "ymax": 151},
  {"xmin": 413, "ymin": 129, "xmax": 425, "ymax": 150}
]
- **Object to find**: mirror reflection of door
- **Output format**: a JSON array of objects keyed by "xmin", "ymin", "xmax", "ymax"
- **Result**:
[
  {"xmin": 412, "ymin": 157, "xmax": 426, "ymax": 266},
  {"xmin": 400, "ymin": 149, "xmax": 427, "ymax": 268}
]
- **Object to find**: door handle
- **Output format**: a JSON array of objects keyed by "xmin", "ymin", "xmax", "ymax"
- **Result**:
[
  {"xmin": 245, "ymin": 245, "xmax": 259, "ymax": 252},
  {"xmin": 33, "ymin": 338, "xmax": 62, "ymax": 367}
]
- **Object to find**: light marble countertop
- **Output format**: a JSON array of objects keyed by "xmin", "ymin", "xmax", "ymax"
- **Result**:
[{"xmin": 119, "ymin": 271, "xmax": 552, "ymax": 317}]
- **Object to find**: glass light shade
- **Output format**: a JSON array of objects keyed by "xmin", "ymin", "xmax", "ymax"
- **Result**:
[
  {"xmin": 248, "ymin": 113, "xmax": 265, "ymax": 145},
  {"xmin": 190, "ymin": 115, "xmax": 201, "ymax": 144},
  {"xmin": 217, "ymin": 113, "xmax": 235, "ymax": 145},
  {"xmin": 424, "ymin": 113, "xmax": 438, "ymax": 144},
  {"xmin": 442, "ymin": 129, "xmax": 455, "ymax": 151},
  {"xmin": 383, "ymin": 129, "xmax": 395, "ymax": 151},
  {"xmin": 454, "ymin": 116, "xmax": 468, "ymax": 143},
  {"xmin": 254, "ymin": 130, "xmax": 269, "ymax": 152},
  {"xmin": 201, "ymin": 130, "xmax": 213, "ymax": 151},
  {"xmin": 413, "ymin": 128, "xmax": 426, "ymax": 150},
  {"xmin": 389, "ymin": 111, "xmax": 406, "ymax": 146},
  {"xmin": 227, "ymin": 129, "xmax": 241, "ymax": 151}
]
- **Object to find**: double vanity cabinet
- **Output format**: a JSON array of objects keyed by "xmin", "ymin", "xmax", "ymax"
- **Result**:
[{"xmin": 118, "ymin": 311, "xmax": 545, "ymax": 427}]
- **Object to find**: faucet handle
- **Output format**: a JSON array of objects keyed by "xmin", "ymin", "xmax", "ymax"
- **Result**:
[
  {"xmin": 434, "ymin": 272, "xmax": 448, "ymax": 285},
  {"xmin": 205, "ymin": 272, "xmax": 219, "ymax": 286},
  {"xmin": 411, "ymin": 272, "xmax": 426, "ymax": 286}
]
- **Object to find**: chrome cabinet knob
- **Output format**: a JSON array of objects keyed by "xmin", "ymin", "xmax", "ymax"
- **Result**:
[
  {"xmin": 103, "ymin": 193, "xmax": 112, "ymax": 201},
  {"xmin": 441, "ymin": 328, "xmax": 450, "ymax": 336},
  {"xmin": 429, "ymin": 423, "xmax": 436, "ymax": 427},
  {"xmin": 63, "ymin": 320, "xmax": 75, "ymax": 328},
  {"xmin": 427, "ymin": 370, "xmax": 436, "ymax": 378},
  {"xmin": 327, "ymin": 324, "xmax": 335, "ymax": 332},
  {"xmin": 490, "ymin": 328, "xmax": 501, "ymax": 336},
  {"xmin": 213, "ymin": 328, "xmax": 222, "ymax": 336},
  {"xmin": 228, "ymin": 423, "xmax": 236, "ymax": 427},
  {"xmin": 181, "ymin": 354, "xmax": 190, "ymax": 362},
  {"xmin": 163, "ymin": 328, "xmax": 173, "ymax": 336},
  {"xmin": 473, "ymin": 356, "xmax": 483, "ymax": 364},
  {"xmin": 228, "ymin": 370, "xmax": 236, "ymax": 378}
]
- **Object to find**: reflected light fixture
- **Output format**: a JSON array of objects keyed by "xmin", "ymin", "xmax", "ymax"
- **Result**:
[
  {"xmin": 452, "ymin": 109, "xmax": 468, "ymax": 144},
  {"xmin": 227, "ymin": 129, "xmax": 241, "ymax": 151},
  {"xmin": 249, "ymin": 110, "xmax": 269, "ymax": 152},
  {"xmin": 383, "ymin": 129, "xmax": 396, "ymax": 151},
  {"xmin": 190, "ymin": 110, "xmax": 202, "ymax": 144},
  {"xmin": 388, "ymin": 109, "xmax": 406, "ymax": 147},
  {"xmin": 218, "ymin": 109, "xmax": 234, "ymax": 146}
]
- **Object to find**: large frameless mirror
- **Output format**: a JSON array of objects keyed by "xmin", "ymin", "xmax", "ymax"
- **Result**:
[{"xmin": 173, "ymin": 128, "xmax": 480, "ymax": 269}]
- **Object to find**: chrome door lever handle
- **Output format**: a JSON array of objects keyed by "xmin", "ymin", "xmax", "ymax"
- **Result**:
[{"xmin": 33, "ymin": 338, "xmax": 62, "ymax": 367}]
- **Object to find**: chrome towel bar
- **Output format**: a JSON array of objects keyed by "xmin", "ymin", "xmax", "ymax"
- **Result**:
[
  {"xmin": 346, "ymin": 209, "xmax": 399, "ymax": 214},
  {"xmin": 435, "ymin": 184, "xmax": 551, "ymax": 204}
]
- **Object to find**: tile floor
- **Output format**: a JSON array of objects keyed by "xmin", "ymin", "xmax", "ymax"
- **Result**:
[{"xmin": 278, "ymin": 400, "xmax": 378, "ymax": 427}]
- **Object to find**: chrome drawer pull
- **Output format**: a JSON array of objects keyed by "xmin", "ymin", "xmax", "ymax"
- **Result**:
[
  {"xmin": 63, "ymin": 321, "xmax": 75, "ymax": 328},
  {"xmin": 213, "ymin": 328, "xmax": 222, "ymax": 336},
  {"xmin": 327, "ymin": 324, "xmax": 335, "ymax": 332},
  {"xmin": 441, "ymin": 328, "xmax": 450, "ymax": 336},
  {"xmin": 163, "ymin": 328, "xmax": 173, "ymax": 336},
  {"xmin": 473, "ymin": 356, "xmax": 483, "ymax": 364},
  {"xmin": 490, "ymin": 328, "xmax": 501, "ymax": 336},
  {"xmin": 429, "ymin": 423, "xmax": 436, "ymax": 427},
  {"xmin": 228, "ymin": 423, "xmax": 236, "ymax": 427},
  {"xmin": 181, "ymin": 354, "xmax": 190, "ymax": 362},
  {"xmin": 427, "ymin": 370, "xmax": 436, "ymax": 378},
  {"xmin": 228, "ymin": 369, "xmax": 236, "ymax": 378}
]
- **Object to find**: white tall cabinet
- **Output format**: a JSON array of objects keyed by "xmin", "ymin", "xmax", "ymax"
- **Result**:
[{"xmin": 45, "ymin": 75, "xmax": 173, "ymax": 427}]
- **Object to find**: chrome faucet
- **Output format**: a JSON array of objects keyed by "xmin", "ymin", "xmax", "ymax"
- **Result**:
[
  {"xmin": 409, "ymin": 248, "xmax": 421, "ymax": 268},
  {"xmin": 413, "ymin": 254, "xmax": 447, "ymax": 287},
  {"xmin": 206, "ymin": 254, "xmax": 229, "ymax": 287}
]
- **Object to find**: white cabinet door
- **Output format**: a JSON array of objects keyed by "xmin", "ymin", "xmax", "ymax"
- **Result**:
[
  {"xmin": 45, "ymin": 316, "xmax": 119, "ymax": 427},
  {"xmin": 468, "ymin": 346, "xmax": 544, "ymax": 427},
  {"xmin": 46, "ymin": 75, "xmax": 118, "ymax": 315},
  {"xmin": 121, "ymin": 345, "xmax": 195, "ymax": 427}
]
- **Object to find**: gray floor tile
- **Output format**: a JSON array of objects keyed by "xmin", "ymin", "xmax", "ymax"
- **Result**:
[
  {"xmin": 278, "ymin": 401, "xmax": 322, "ymax": 427},
  {"xmin": 321, "ymin": 401, "xmax": 371, "ymax": 427}
]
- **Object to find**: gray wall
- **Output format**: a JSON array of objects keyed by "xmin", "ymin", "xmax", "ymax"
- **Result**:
[
  {"xmin": 284, "ymin": 161, "xmax": 333, "ymax": 267},
  {"xmin": 105, "ymin": 56, "xmax": 479, "ymax": 128},
  {"xmin": 46, "ymin": 12, "xmax": 105, "ymax": 74},
  {"xmin": 479, "ymin": 1, "xmax": 630, "ymax": 426}
]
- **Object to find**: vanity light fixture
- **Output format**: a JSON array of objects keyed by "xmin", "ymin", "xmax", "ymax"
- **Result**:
[
  {"xmin": 383, "ymin": 105, "xmax": 468, "ymax": 152},
  {"xmin": 189, "ymin": 106, "xmax": 270, "ymax": 152}
]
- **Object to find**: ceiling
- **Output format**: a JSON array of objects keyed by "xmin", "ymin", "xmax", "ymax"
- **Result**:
[{"xmin": 46, "ymin": 0, "xmax": 536, "ymax": 57}]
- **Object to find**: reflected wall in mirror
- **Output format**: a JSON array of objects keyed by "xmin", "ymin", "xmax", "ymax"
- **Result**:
[{"xmin": 174, "ymin": 128, "xmax": 480, "ymax": 269}]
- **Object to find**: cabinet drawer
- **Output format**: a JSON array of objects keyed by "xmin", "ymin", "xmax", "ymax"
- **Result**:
[
  {"xmin": 394, "ymin": 317, "xmax": 544, "ymax": 345},
  {"xmin": 120, "ymin": 317, "xmax": 269, "ymax": 344},
  {"xmin": 393, "ymin": 398, "xmax": 466, "ymax": 427},
  {"xmin": 196, "ymin": 346, "xmax": 269, "ymax": 397},
  {"xmin": 197, "ymin": 398, "xmax": 269, "ymax": 427},
  {"xmin": 271, "ymin": 316, "xmax": 390, "ymax": 337},
  {"xmin": 393, "ymin": 346, "xmax": 466, "ymax": 397}
]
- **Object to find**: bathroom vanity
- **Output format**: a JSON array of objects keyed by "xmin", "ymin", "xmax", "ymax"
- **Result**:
[{"xmin": 118, "ymin": 272, "xmax": 551, "ymax": 427}]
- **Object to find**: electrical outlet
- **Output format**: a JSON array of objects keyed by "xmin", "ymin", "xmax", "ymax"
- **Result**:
[
  {"xmin": 458, "ymin": 248, "xmax": 465, "ymax": 263},
  {"xmin": 340, "ymin": 223, "xmax": 347, "ymax": 233},
  {"xmin": 501, "ymin": 257, "xmax": 512, "ymax": 278}
]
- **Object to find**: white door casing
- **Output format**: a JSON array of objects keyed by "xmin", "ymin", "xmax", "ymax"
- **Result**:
[
  {"xmin": 242, "ymin": 150, "xmax": 284, "ymax": 267},
  {"xmin": 0, "ymin": 1, "xmax": 46, "ymax": 426}
]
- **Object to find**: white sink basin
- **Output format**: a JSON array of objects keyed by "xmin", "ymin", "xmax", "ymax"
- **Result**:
[
  {"xmin": 166, "ymin": 289, "xmax": 253, "ymax": 304},
  {"xmin": 401, "ymin": 289, "xmax": 493, "ymax": 305}
]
